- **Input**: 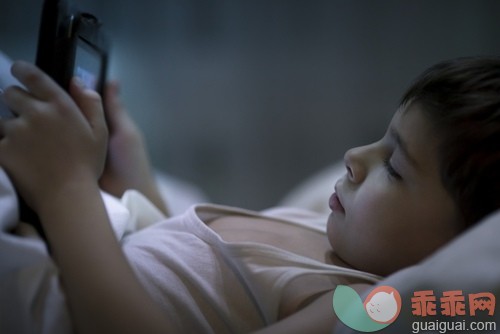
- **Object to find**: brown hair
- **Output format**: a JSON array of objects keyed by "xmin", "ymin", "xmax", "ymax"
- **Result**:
[{"xmin": 400, "ymin": 56, "xmax": 500, "ymax": 227}]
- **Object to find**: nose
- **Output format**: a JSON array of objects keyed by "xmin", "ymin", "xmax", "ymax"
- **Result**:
[{"xmin": 343, "ymin": 145, "xmax": 372, "ymax": 184}]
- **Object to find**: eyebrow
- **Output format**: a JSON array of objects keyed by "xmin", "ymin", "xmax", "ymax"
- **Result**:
[{"xmin": 389, "ymin": 127, "xmax": 420, "ymax": 170}]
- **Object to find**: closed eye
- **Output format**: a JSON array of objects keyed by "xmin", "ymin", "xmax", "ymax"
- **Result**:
[{"xmin": 383, "ymin": 158, "xmax": 402, "ymax": 180}]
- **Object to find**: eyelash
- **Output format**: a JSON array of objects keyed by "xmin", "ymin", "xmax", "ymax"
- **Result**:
[{"xmin": 383, "ymin": 158, "xmax": 402, "ymax": 180}]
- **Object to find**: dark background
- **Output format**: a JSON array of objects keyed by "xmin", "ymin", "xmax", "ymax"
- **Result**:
[{"xmin": 1, "ymin": 0, "xmax": 500, "ymax": 209}]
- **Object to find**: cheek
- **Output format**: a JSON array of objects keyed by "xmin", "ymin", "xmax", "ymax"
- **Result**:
[
  {"xmin": 330, "ymin": 181, "xmax": 412, "ymax": 273},
  {"xmin": 348, "ymin": 181, "xmax": 397, "ymax": 230},
  {"xmin": 328, "ymin": 191, "xmax": 387, "ymax": 257}
]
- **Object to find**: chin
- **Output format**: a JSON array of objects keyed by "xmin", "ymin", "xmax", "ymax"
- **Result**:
[{"xmin": 326, "ymin": 214, "xmax": 337, "ymax": 249}]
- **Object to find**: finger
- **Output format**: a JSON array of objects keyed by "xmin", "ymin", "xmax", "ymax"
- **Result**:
[
  {"xmin": 69, "ymin": 77, "xmax": 107, "ymax": 134},
  {"xmin": 105, "ymin": 80, "xmax": 120, "ymax": 100},
  {"xmin": 0, "ymin": 88, "xmax": 16, "ymax": 119},
  {"xmin": 3, "ymin": 85, "xmax": 46, "ymax": 117},
  {"xmin": 10, "ymin": 61, "xmax": 68, "ymax": 102},
  {"xmin": 104, "ymin": 81, "xmax": 120, "ymax": 107},
  {"xmin": 0, "ymin": 114, "xmax": 24, "ymax": 151},
  {"xmin": 0, "ymin": 114, "xmax": 22, "ymax": 138},
  {"xmin": 103, "ymin": 81, "xmax": 124, "ymax": 129}
]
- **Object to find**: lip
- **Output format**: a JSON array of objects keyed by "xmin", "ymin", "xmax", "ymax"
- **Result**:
[{"xmin": 329, "ymin": 187, "xmax": 345, "ymax": 213}]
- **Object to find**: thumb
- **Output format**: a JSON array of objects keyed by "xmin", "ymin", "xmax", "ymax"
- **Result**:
[
  {"xmin": 69, "ymin": 77, "xmax": 107, "ymax": 133},
  {"xmin": 103, "ymin": 80, "xmax": 126, "ymax": 133},
  {"xmin": 104, "ymin": 80, "xmax": 121, "ymax": 114}
]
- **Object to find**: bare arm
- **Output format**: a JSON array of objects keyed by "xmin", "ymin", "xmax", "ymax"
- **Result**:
[
  {"xmin": 0, "ymin": 62, "xmax": 171, "ymax": 334},
  {"xmin": 39, "ymin": 178, "xmax": 171, "ymax": 334},
  {"xmin": 252, "ymin": 283, "xmax": 374, "ymax": 334}
]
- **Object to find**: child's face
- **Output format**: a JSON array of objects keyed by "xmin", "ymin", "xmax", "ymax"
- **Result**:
[{"xmin": 327, "ymin": 103, "xmax": 462, "ymax": 276}]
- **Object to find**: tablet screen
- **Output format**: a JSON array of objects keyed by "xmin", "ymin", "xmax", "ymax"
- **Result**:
[{"xmin": 73, "ymin": 38, "xmax": 103, "ymax": 91}]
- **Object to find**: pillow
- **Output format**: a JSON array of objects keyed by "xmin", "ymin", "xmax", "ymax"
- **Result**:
[
  {"xmin": 334, "ymin": 209, "xmax": 500, "ymax": 333},
  {"xmin": 279, "ymin": 162, "xmax": 345, "ymax": 215}
]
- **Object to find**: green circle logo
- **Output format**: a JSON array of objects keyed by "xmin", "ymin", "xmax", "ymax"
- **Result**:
[{"xmin": 333, "ymin": 285, "xmax": 402, "ymax": 332}]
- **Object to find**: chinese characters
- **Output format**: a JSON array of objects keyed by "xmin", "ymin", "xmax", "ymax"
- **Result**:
[{"xmin": 411, "ymin": 290, "xmax": 495, "ymax": 317}]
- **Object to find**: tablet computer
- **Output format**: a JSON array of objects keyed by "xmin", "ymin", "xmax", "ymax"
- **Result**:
[{"xmin": 35, "ymin": 0, "xmax": 109, "ymax": 95}]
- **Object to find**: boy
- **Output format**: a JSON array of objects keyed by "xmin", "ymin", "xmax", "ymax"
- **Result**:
[{"xmin": 0, "ymin": 56, "xmax": 498, "ymax": 333}]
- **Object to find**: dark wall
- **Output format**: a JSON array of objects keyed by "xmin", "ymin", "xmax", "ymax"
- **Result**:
[{"xmin": 1, "ymin": 0, "xmax": 500, "ymax": 209}]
